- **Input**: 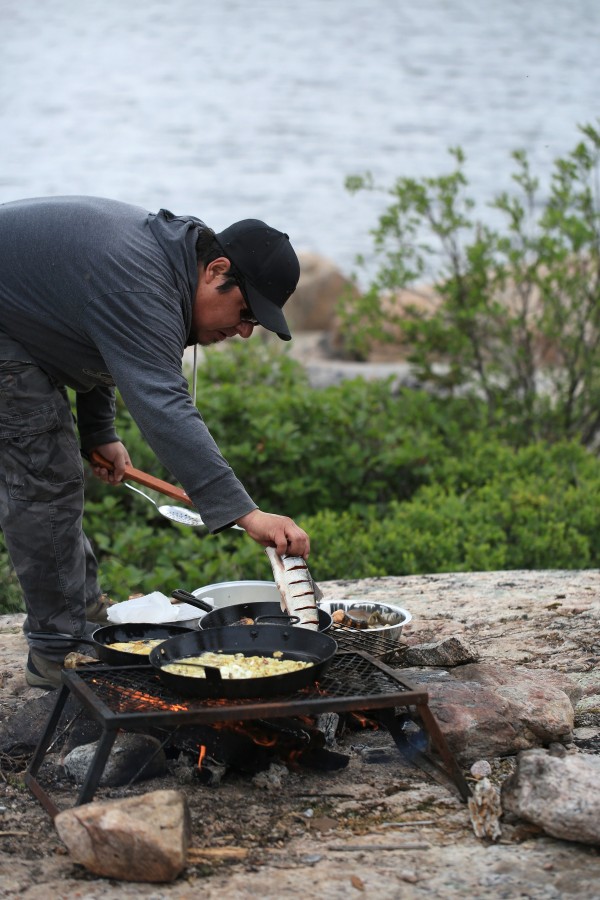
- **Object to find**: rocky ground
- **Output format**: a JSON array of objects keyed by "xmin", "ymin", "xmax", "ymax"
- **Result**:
[{"xmin": 1, "ymin": 569, "xmax": 600, "ymax": 898}]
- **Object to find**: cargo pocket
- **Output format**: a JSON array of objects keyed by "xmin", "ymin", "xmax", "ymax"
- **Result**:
[{"xmin": 0, "ymin": 403, "xmax": 84, "ymax": 503}]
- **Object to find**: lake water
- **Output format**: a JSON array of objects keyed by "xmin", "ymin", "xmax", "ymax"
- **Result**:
[{"xmin": 1, "ymin": 0, "xmax": 599, "ymax": 278}]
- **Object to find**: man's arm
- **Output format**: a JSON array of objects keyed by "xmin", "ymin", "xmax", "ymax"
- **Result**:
[{"xmin": 75, "ymin": 386, "xmax": 120, "ymax": 452}]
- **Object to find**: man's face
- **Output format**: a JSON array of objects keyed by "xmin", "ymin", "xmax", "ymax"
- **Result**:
[{"xmin": 190, "ymin": 257, "xmax": 257, "ymax": 346}]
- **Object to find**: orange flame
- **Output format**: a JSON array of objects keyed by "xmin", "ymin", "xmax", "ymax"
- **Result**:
[
  {"xmin": 197, "ymin": 745, "xmax": 207, "ymax": 769},
  {"xmin": 350, "ymin": 711, "xmax": 379, "ymax": 730},
  {"xmin": 89, "ymin": 678, "xmax": 188, "ymax": 713}
]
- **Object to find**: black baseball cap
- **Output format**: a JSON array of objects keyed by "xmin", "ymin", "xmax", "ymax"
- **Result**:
[{"xmin": 215, "ymin": 219, "xmax": 300, "ymax": 341}]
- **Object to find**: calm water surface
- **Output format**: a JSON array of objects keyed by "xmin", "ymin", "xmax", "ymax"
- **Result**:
[{"xmin": 1, "ymin": 0, "xmax": 599, "ymax": 276}]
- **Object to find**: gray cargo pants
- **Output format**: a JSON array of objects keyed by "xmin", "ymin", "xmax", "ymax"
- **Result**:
[{"xmin": 0, "ymin": 360, "xmax": 102, "ymax": 660}]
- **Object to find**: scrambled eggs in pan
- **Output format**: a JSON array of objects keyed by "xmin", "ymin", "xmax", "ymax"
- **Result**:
[{"xmin": 162, "ymin": 651, "xmax": 313, "ymax": 679}]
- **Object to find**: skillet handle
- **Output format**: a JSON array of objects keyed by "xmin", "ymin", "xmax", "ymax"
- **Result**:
[
  {"xmin": 171, "ymin": 589, "xmax": 214, "ymax": 612},
  {"xmin": 26, "ymin": 630, "xmax": 96, "ymax": 647},
  {"xmin": 155, "ymin": 645, "xmax": 222, "ymax": 681},
  {"xmin": 254, "ymin": 614, "xmax": 301, "ymax": 626},
  {"xmin": 88, "ymin": 451, "xmax": 194, "ymax": 507}
]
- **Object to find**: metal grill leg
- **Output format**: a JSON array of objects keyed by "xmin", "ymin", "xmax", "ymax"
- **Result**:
[
  {"xmin": 77, "ymin": 729, "xmax": 119, "ymax": 805},
  {"xmin": 24, "ymin": 685, "xmax": 71, "ymax": 818},
  {"xmin": 378, "ymin": 704, "xmax": 471, "ymax": 802},
  {"xmin": 415, "ymin": 702, "xmax": 471, "ymax": 801}
]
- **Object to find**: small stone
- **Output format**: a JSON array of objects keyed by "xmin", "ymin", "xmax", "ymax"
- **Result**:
[
  {"xmin": 470, "ymin": 760, "xmax": 492, "ymax": 779},
  {"xmin": 468, "ymin": 777, "xmax": 502, "ymax": 841},
  {"xmin": 548, "ymin": 742, "xmax": 567, "ymax": 757},
  {"xmin": 252, "ymin": 762, "xmax": 289, "ymax": 791}
]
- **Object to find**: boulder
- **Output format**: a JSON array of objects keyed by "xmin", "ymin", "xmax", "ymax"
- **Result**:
[
  {"xmin": 62, "ymin": 732, "xmax": 168, "ymax": 787},
  {"xmin": 328, "ymin": 282, "xmax": 440, "ymax": 361},
  {"xmin": 403, "ymin": 662, "xmax": 580, "ymax": 764},
  {"xmin": 54, "ymin": 789, "xmax": 191, "ymax": 881},
  {"xmin": 502, "ymin": 749, "xmax": 600, "ymax": 846},
  {"xmin": 401, "ymin": 635, "xmax": 479, "ymax": 667},
  {"xmin": 288, "ymin": 252, "xmax": 358, "ymax": 332}
]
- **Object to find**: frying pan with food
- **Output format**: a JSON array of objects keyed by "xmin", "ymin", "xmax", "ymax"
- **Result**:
[
  {"xmin": 31, "ymin": 623, "xmax": 194, "ymax": 667},
  {"xmin": 148, "ymin": 623, "xmax": 338, "ymax": 699},
  {"xmin": 171, "ymin": 589, "xmax": 333, "ymax": 632},
  {"xmin": 201, "ymin": 601, "xmax": 332, "ymax": 632},
  {"xmin": 87, "ymin": 623, "xmax": 195, "ymax": 665}
]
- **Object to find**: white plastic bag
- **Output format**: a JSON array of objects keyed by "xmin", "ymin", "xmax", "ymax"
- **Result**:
[{"xmin": 106, "ymin": 591, "xmax": 208, "ymax": 625}]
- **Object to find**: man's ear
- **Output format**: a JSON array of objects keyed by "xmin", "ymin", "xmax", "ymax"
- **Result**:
[{"xmin": 204, "ymin": 256, "xmax": 230, "ymax": 283}]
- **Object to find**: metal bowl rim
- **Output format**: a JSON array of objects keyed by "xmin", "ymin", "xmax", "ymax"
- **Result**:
[{"xmin": 320, "ymin": 600, "xmax": 412, "ymax": 632}]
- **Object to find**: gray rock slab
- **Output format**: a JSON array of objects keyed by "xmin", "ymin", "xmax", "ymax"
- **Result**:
[
  {"xmin": 62, "ymin": 732, "xmax": 168, "ymax": 787},
  {"xmin": 401, "ymin": 635, "xmax": 479, "ymax": 667},
  {"xmin": 502, "ymin": 748, "xmax": 600, "ymax": 845}
]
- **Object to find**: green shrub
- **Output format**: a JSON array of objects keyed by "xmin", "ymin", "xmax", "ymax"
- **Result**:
[{"xmin": 342, "ymin": 123, "xmax": 600, "ymax": 446}]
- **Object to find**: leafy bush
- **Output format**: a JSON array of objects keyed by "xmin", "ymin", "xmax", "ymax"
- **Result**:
[
  {"xmin": 342, "ymin": 123, "xmax": 600, "ymax": 446},
  {"xmin": 306, "ymin": 440, "xmax": 600, "ymax": 580}
]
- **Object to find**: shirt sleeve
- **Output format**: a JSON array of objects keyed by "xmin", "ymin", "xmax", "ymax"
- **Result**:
[
  {"xmin": 76, "ymin": 385, "xmax": 120, "ymax": 451},
  {"xmin": 79, "ymin": 289, "xmax": 258, "ymax": 531}
]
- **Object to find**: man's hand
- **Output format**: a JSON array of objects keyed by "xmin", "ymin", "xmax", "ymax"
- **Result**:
[
  {"xmin": 236, "ymin": 509, "xmax": 310, "ymax": 559},
  {"xmin": 90, "ymin": 441, "xmax": 132, "ymax": 484}
]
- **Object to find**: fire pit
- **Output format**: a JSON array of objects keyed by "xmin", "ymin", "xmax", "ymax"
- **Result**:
[{"xmin": 25, "ymin": 645, "xmax": 470, "ymax": 818}]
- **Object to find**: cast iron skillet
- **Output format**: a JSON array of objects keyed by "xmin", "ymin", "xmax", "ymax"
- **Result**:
[
  {"xmin": 171, "ymin": 589, "xmax": 333, "ymax": 633},
  {"xmin": 32, "ymin": 624, "xmax": 195, "ymax": 667},
  {"xmin": 87, "ymin": 623, "xmax": 195, "ymax": 666},
  {"xmin": 148, "ymin": 623, "xmax": 338, "ymax": 699},
  {"xmin": 201, "ymin": 602, "xmax": 332, "ymax": 632}
]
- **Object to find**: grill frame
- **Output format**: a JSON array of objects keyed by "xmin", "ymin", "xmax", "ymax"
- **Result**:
[
  {"xmin": 25, "ymin": 651, "xmax": 471, "ymax": 816},
  {"xmin": 62, "ymin": 652, "xmax": 427, "ymax": 728}
]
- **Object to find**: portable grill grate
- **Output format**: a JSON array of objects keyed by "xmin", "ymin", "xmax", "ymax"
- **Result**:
[
  {"xmin": 330, "ymin": 625, "xmax": 408, "ymax": 662},
  {"xmin": 52, "ymin": 652, "xmax": 413, "ymax": 721},
  {"xmin": 25, "ymin": 651, "xmax": 470, "ymax": 816}
]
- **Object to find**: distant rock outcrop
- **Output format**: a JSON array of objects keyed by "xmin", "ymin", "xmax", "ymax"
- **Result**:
[{"xmin": 287, "ymin": 252, "xmax": 358, "ymax": 332}]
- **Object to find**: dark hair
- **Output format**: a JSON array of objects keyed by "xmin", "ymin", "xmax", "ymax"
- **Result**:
[{"xmin": 196, "ymin": 226, "xmax": 244, "ymax": 295}]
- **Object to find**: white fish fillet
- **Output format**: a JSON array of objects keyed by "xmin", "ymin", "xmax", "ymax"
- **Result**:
[{"xmin": 265, "ymin": 548, "xmax": 322, "ymax": 630}]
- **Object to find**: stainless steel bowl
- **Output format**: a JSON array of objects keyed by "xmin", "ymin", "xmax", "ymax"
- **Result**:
[{"xmin": 320, "ymin": 600, "xmax": 411, "ymax": 646}]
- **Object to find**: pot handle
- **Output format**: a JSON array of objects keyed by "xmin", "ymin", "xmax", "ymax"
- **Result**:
[
  {"xmin": 155, "ymin": 644, "xmax": 222, "ymax": 681},
  {"xmin": 254, "ymin": 614, "xmax": 301, "ymax": 626},
  {"xmin": 25, "ymin": 631, "xmax": 96, "ymax": 647},
  {"xmin": 171, "ymin": 589, "xmax": 214, "ymax": 613}
]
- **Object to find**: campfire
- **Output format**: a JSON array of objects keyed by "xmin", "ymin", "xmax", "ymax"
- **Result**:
[{"xmin": 25, "ymin": 644, "xmax": 471, "ymax": 818}]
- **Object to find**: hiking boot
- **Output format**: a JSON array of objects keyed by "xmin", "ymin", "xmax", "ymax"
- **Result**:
[
  {"xmin": 25, "ymin": 650, "xmax": 64, "ymax": 690},
  {"xmin": 85, "ymin": 593, "xmax": 115, "ymax": 624}
]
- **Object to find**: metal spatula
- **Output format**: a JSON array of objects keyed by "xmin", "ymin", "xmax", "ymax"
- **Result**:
[
  {"xmin": 120, "ymin": 482, "xmax": 207, "ymax": 527},
  {"xmin": 88, "ymin": 451, "xmax": 208, "ymax": 528}
]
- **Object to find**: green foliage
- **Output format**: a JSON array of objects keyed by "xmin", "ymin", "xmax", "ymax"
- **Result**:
[
  {"xmin": 305, "ymin": 438, "xmax": 600, "ymax": 581},
  {"xmin": 183, "ymin": 342, "xmax": 477, "ymax": 516},
  {"xmin": 342, "ymin": 124, "xmax": 600, "ymax": 445}
]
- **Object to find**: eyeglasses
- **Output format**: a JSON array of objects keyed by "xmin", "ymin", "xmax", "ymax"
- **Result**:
[{"xmin": 240, "ymin": 306, "xmax": 259, "ymax": 326}]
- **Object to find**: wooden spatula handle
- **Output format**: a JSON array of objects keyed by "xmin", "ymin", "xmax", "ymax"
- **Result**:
[{"xmin": 89, "ymin": 451, "xmax": 193, "ymax": 506}]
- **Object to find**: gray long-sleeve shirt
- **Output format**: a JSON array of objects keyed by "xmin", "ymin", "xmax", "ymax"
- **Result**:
[{"xmin": 0, "ymin": 195, "xmax": 257, "ymax": 531}]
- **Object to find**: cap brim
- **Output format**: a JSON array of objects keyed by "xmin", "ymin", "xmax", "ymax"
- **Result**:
[{"xmin": 245, "ymin": 282, "xmax": 292, "ymax": 341}]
